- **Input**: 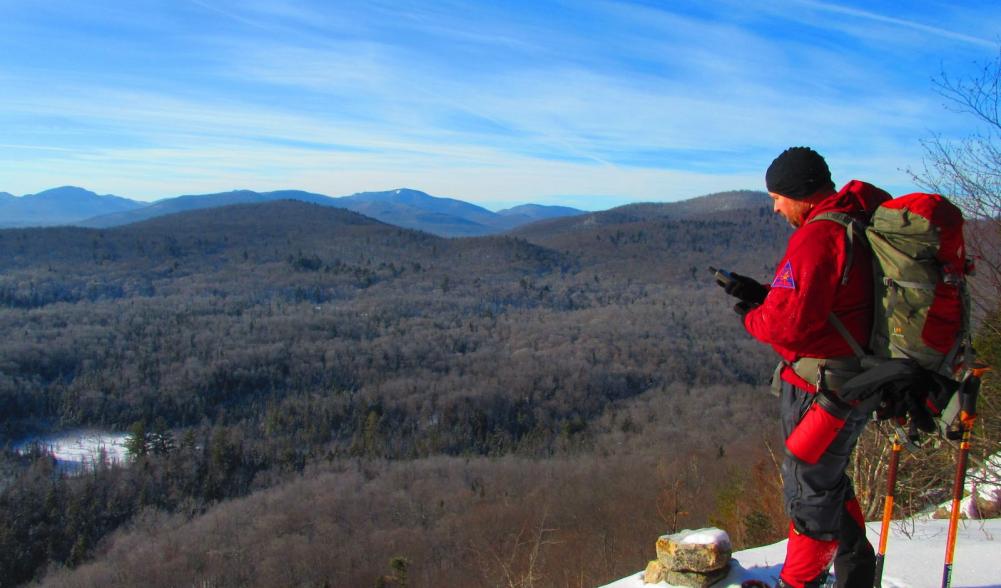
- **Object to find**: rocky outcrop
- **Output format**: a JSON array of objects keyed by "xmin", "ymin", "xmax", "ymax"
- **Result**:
[{"xmin": 643, "ymin": 528, "xmax": 732, "ymax": 587}]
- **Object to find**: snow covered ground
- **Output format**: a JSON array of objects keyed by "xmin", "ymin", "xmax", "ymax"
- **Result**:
[
  {"xmin": 600, "ymin": 518, "xmax": 1001, "ymax": 588},
  {"xmin": 16, "ymin": 429, "xmax": 130, "ymax": 473}
]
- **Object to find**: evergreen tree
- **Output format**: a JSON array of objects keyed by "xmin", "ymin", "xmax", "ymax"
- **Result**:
[
  {"xmin": 123, "ymin": 420, "xmax": 150, "ymax": 459},
  {"xmin": 150, "ymin": 417, "xmax": 175, "ymax": 456}
]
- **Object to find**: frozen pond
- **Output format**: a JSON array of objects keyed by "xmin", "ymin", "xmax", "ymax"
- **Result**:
[{"xmin": 16, "ymin": 429, "xmax": 131, "ymax": 473}]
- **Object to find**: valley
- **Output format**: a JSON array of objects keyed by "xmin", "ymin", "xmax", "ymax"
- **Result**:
[{"xmin": 0, "ymin": 192, "xmax": 801, "ymax": 587}]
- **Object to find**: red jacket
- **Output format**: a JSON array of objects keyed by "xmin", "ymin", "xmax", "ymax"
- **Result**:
[{"xmin": 743, "ymin": 180, "xmax": 891, "ymax": 390}]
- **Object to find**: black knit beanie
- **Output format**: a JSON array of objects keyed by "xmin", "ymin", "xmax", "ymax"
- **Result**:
[{"xmin": 765, "ymin": 147, "xmax": 835, "ymax": 200}]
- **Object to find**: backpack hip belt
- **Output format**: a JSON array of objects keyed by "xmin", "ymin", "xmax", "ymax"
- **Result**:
[{"xmin": 789, "ymin": 355, "xmax": 863, "ymax": 393}]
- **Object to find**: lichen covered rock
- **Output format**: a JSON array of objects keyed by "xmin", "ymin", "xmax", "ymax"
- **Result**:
[
  {"xmin": 643, "ymin": 560, "xmax": 665, "ymax": 584},
  {"xmin": 663, "ymin": 564, "xmax": 731, "ymax": 588},
  {"xmin": 656, "ymin": 527, "xmax": 732, "ymax": 573}
]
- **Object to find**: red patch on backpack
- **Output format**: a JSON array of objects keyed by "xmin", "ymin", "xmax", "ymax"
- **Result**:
[
  {"xmin": 772, "ymin": 261, "xmax": 796, "ymax": 289},
  {"xmin": 882, "ymin": 193, "xmax": 967, "ymax": 354}
]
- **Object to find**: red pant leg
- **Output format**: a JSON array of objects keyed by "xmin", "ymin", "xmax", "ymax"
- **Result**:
[{"xmin": 780, "ymin": 522, "xmax": 838, "ymax": 587}]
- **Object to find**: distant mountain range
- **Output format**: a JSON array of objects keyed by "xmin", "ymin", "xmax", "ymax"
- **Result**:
[
  {"xmin": 76, "ymin": 189, "xmax": 338, "ymax": 230},
  {"xmin": 507, "ymin": 189, "xmax": 782, "ymax": 283},
  {"xmin": 0, "ymin": 187, "xmax": 146, "ymax": 228},
  {"xmin": 0, "ymin": 186, "xmax": 588, "ymax": 237},
  {"xmin": 510, "ymin": 190, "xmax": 770, "ymax": 239}
]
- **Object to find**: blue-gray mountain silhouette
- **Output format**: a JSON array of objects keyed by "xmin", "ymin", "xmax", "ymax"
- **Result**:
[
  {"xmin": 72, "ymin": 187, "xmax": 584, "ymax": 237},
  {"xmin": 77, "ymin": 189, "xmax": 334, "ymax": 229},
  {"xmin": 0, "ymin": 186, "xmax": 145, "ymax": 228},
  {"xmin": 6, "ymin": 185, "xmax": 768, "ymax": 238},
  {"xmin": 494, "ymin": 203, "xmax": 586, "ymax": 228},
  {"xmin": 510, "ymin": 190, "xmax": 769, "ymax": 238}
]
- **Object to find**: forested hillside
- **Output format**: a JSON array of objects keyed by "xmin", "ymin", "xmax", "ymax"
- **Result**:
[{"xmin": 0, "ymin": 195, "xmax": 795, "ymax": 587}]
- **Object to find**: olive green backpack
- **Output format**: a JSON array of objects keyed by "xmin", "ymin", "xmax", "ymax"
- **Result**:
[
  {"xmin": 810, "ymin": 193, "xmax": 973, "ymax": 434},
  {"xmin": 813, "ymin": 192, "xmax": 971, "ymax": 374}
]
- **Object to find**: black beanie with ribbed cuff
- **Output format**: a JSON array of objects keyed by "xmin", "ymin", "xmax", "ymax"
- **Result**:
[{"xmin": 765, "ymin": 146, "xmax": 835, "ymax": 200}]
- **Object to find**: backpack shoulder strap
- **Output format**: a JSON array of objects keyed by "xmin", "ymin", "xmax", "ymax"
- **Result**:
[
  {"xmin": 807, "ymin": 212, "xmax": 865, "ymax": 286},
  {"xmin": 807, "ymin": 212, "xmax": 869, "ymax": 358},
  {"xmin": 828, "ymin": 312, "xmax": 867, "ymax": 359}
]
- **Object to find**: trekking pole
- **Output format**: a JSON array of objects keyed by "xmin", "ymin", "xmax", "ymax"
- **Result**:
[
  {"xmin": 874, "ymin": 432, "xmax": 902, "ymax": 587},
  {"xmin": 940, "ymin": 366, "xmax": 989, "ymax": 588}
]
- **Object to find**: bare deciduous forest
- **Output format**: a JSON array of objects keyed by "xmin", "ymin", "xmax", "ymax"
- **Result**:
[{"xmin": 0, "ymin": 193, "xmax": 996, "ymax": 587}]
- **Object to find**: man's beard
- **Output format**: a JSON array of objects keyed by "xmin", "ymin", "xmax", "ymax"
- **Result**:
[{"xmin": 782, "ymin": 214, "xmax": 801, "ymax": 228}]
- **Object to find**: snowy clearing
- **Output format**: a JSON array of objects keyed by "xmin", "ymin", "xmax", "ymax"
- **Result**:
[{"xmin": 16, "ymin": 429, "xmax": 130, "ymax": 473}]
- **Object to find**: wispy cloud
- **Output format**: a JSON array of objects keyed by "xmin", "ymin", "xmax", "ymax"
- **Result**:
[
  {"xmin": 794, "ymin": 0, "xmax": 996, "ymax": 48},
  {"xmin": 0, "ymin": 0, "xmax": 996, "ymax": 205}
]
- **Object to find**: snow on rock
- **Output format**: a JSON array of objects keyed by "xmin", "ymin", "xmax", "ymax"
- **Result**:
[
  {"xmin": 601, "ymin": 518, "xmax": 1001, "ymax": 588},
  {"xmin": 965, "ymin": 453, "xmax": 1001, "ymax": 518},
  {"xmin": 680, "ymin": 528, "xmax": 732, "ymax": 548},
  {"xmin": 929, "ymin": 452, "xmax": 1001, "ymax": 520},
  {"xmin": 652, "ymin": 528, "xmax": 732, "ymax": 587},
  {"xmin": 656, "ymin": 528, "xmax": 732, "ymax": 572}
]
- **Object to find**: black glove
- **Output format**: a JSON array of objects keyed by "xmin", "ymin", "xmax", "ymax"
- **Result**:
[
  {"xmin": 905, "ymin": 390, "xmax": 937, "ymax": 433},
  {"xmin": 866, "ymin": 366, "xmax": 957, "ymax": 434},
  {"xmin": 733, "ymin": 301, "xmax": 753, "ymax": 317},
  {"xmin": 717, "ymin": 272, "xmax": 767, "ymax": 305}
]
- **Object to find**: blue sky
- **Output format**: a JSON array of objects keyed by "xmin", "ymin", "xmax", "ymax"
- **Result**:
[{"xmin": 0, "ymin": 1, "xmax": 997, "ymax": 210}]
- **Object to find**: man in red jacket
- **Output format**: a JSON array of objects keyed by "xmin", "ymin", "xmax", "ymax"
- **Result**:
[{"xmin": 720, "ymin": 147, "xmax": 890, "ymax": 588}]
